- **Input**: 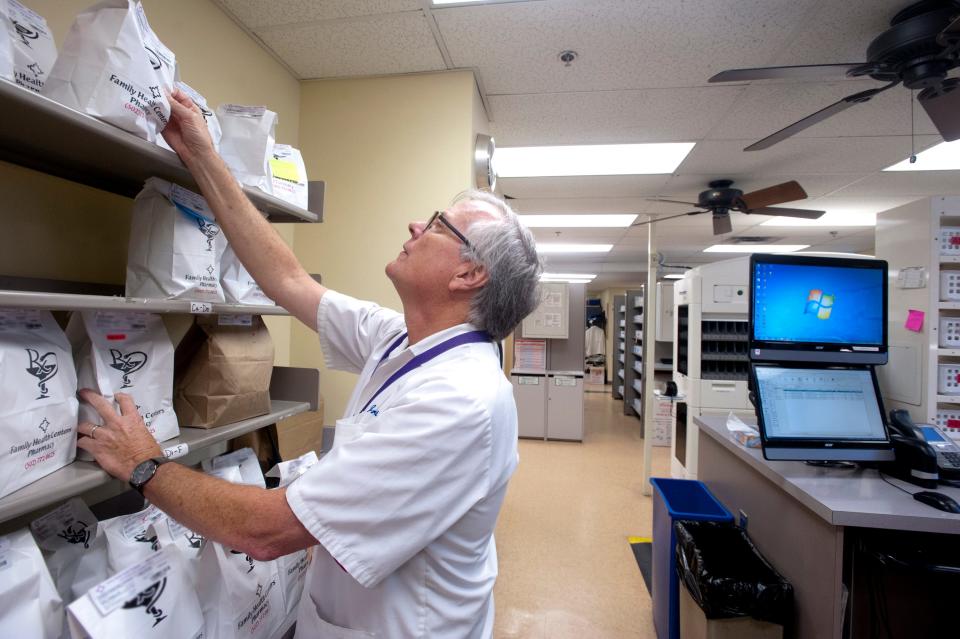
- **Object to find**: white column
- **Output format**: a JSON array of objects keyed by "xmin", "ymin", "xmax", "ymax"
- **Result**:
[{"xmin": 641, "ymin": 216, "xmax": 657, "ymax": 496}]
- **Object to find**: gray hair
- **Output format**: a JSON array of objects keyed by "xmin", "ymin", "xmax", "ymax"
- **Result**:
[{"xmin": 453, "ymin": 190, "xmax": 543, "ymax": 341}]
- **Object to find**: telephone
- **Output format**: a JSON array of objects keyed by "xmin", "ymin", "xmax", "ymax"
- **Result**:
[{"xmin": 889, "ymin": 410, "xmax": 960, "ymax": 480}]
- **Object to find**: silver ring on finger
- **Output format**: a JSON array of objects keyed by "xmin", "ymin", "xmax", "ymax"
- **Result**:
[{"xmin": 89, "ymin": 424, "xmax": 101, "ymax": 440}]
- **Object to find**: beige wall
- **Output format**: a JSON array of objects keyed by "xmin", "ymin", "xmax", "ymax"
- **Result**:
[
  {"xmin": 1, "ymin": 0, "xmax": 300, "ymax": 363},
  {"xmin": 291, "ymin": 71, "xmax": 485, "ymax": 419}
]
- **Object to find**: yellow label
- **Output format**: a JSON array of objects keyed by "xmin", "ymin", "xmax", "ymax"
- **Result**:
[
  {"xmin": 627, "ymin": 536, "xmax": 652, "ymax": 544},
  {"xmin": 269, "ymin": 158, "xmax": 300, "ymax": 183}
]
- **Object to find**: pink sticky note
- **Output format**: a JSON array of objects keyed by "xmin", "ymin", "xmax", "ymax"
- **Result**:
[{"xmin": 905, "ymin": 309, "xmax": 924, "ymax": 332}]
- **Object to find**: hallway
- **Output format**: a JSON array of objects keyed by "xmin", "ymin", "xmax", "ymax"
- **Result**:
[{"xmin": 493, "ymin": 389, "xmax": 671, "ymax": 638}]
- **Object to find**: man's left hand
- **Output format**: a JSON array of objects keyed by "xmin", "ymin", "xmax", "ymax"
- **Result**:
[{"xmin": 77, "ymin": 390, "xmax": 164, "ymax": 480}]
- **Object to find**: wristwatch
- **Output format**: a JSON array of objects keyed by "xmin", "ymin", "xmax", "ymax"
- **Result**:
[{"xmin": 129, "ymin": 457, "xmax": 168, "ymax": 495}]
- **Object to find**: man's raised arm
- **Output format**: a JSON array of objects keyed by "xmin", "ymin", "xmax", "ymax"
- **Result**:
[{"xmin": 162, "ymin": 89, "xmax": 325, "ymax": 330}]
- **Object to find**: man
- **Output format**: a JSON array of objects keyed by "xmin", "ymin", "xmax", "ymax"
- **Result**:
[{"xmin": 76, "ymin": 90, "xmax": 542, "ymax": 637}]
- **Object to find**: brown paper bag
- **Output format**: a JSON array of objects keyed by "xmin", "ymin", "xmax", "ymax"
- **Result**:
[{"xmin": 174, "ymin": 315, "xmax": 273, "ymax": 428}]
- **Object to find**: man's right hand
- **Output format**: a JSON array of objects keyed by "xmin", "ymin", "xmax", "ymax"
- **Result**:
[{"xmin": 163, "ymin": 89, "xmax": 217, "ymax": 168}]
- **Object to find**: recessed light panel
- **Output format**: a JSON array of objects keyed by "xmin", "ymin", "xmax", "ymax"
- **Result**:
[
  {"xmin": 884, "ymin": 140, "xmax": 960, "ymax": 171},
  {"xmin": 497, "ymin": 143, "xmax": 696, "ymax": 177},
  {"xmin": 519, "ymin": 214, "xmax": 638, "ymax": 228},
  {"xmin": 536, "ymin": 243, "xmax": 614, "ymax": 254},
  {"xmin": 703, "ymin": 244, "xmax": 809, "ymax": 254}
]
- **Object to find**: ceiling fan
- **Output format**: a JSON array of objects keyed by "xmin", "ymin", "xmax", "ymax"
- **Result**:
[
  {"xmin": 636, "ymin": 179, "xmax": 825, "ymax": 235},
  {"xmin": 709, "ymin": 0, "xmax": 960, "ymax": 151}
]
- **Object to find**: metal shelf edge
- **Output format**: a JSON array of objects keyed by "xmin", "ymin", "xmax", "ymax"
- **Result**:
[
  {"xmin": 0, "ymin": 400, "xmax": 310, "ymax": 525},
  {"xmin": 0, "ymin": 290, "xmax": 290, "ymax": 315}
]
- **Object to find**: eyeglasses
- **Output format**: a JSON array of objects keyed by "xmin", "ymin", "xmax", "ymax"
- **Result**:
[{"xmin": 424, "ymin": 211, "xmax": 472, "ymax": 248}]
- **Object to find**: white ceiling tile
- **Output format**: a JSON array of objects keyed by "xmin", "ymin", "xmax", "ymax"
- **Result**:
[
  {"xmin": 218, "ymin": 0, "xmax": 421, "ymax": 28},
  {"xmin": 676, "ymin": 136, "xmax": 942, "ymax": 176},
  {"xmin": 497, "ymin": 175, "xmax": 671, "ymax": 199},
  {"xmin": 489, "ymin": 86, "xmax": 744, "ymax": 145},
  {"xmin": 509, "ymin": 197, "xmax": 645, "ymax": 214},
  {"xmin": 831, "ymin": 172, "xmax": 960, "ymax": 197},
  {"xmin": 532, "ymin": 228, "xmax": 626, "ymax": 243},
  {"xmin": 256, "ymin": 13, "xmax": 445, "ymax": 78},
  {"xmin": 435, "ymin": 0, "xmax": 820, "ymax": 94},
  {"xmin": 707, "ymin": 81, "xmax": 938, "ymax": 141}
]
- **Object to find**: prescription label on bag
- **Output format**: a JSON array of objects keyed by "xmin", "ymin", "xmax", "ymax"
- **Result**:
[
  {"xmin": 218, "ymin": 314, "xmax": 253, "ymax": 327},
  {"xmin": 190, "ymin": 302, "xmax": 213, "ymax": 314},
  {"xmin": 269, "ymin": 157, "xmax": 301, "ymax": 183},
  {"xmin": 0, "ymin": 309, "xmax": 45, "ymax": 331},
  {"xmin": 162, "ymin": 443, "xmax": 189, "ymax": 460},
  {"xmin": 93, "ymin": 311, "xmax": 149, "ymax": 336},
  {"xmin": 88, "ymin": 549, "xmax": 173, "ymax": 616}
]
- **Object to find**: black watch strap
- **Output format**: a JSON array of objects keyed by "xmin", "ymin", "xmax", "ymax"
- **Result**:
[{"xmin": 129, "ymin": 457, "xmax": 168, "ymax": 495}]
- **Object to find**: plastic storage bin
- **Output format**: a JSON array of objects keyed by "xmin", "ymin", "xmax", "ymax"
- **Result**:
[
  {"xmin": 940, "ymin": 271, "xmax": 960, "ymax": 301},
  {"xmin": 939, "ymin": 317, "xmax": 960, "ymax": 348},
  {"xmin": 650, "ymin": 478, "xmax": 733, "ymax": 639},
  {"xmin": 937, "ymin": 364, "xmax": 960, "ymax": 394},
  {"xmin": 939, "ymin": 227, "xmax": 960, "ymax": 256}
]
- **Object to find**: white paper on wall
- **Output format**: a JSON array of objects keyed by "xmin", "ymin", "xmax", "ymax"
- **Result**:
[
  {"xmin": 67, "ymin": 545, "xmax": 204, "ymax": 639},
  {"xmin": 41, "ymin": 0, "xmax": 176, "ymax": 143},
  {"xmin": 217, "ymin": 104, "xmax": 276, "ymax": 194},
  {"xmin": 0, "ymin": 309, "xmax": 78, "ymax": 500},
  {"xmin": 1, "ymin": 0, "xmax": 58, "ymax": 93},
  {"xmin": 68, "ymin": 310, "xmax": 179, "ymax": 455},
  {"xmin": 0, "ymin": 528, "xmax": 64, "ymax": 639},
  {"xmin": 126, "ymin": 177, "xmax": 227, "ymax": 302}
]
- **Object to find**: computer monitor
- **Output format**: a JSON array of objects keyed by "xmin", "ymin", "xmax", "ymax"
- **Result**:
[
  {"xmin": 750, "ymin": 254, "xmax": 887, "ymax": 364},
  {"xmin": 751, "ymin": 363, "xmax": 894, "ymax": 461}
]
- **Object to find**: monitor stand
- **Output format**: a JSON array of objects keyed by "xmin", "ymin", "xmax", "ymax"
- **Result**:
[{"xmin": 804, "ymin": 460, "xmax": 857, "ymax": 470}]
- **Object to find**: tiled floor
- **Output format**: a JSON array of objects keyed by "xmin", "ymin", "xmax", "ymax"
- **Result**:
[{"xmin": 493, "ymin": 388, "xmax": 670, "ymax": 638}]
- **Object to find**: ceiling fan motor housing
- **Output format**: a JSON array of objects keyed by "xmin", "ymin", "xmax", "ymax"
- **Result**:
[
  {"xmin": 864, "ymin": 3, "xmax": 960, "ymax": 89},
  {"xmin": 699, "ymin": 179, "xmax": 742, "ymax": 213}
]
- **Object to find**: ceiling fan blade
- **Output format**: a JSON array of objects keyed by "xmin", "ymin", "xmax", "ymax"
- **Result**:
[
  {"xmin": 739, "ymin": 180, "xmax": 807, "ymax": 210},
  {"xmin": 709, "ymin": 63, "xmax": 869, "ymax": 83},
  {"xmin": 645, "ymin": 197, "xmax": 700, "ymax": 206},
  {"xmin": 744, "ymin": 81, "xmax": 900, "ymax": 151},
  {"xmin": 712, "ymin": 214, "xmax": 732, "ymax": 236},
  {"xmin": 749, "ymin": 207, "xmax": 826, "ymax": 219},
  {"xmin": 631, "ymin": 211, "xmax": 702, "ymax": 226},
  {"xmin": 918, "ymin": 79, "xmax": 960, "ymax": 142},
  {"xmin": 938, "ymin": 15, "xmax": 960, "ymax": 50}
]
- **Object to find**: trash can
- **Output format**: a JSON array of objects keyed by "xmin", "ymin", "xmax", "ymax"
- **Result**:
[
  {"xmin": 650, "ymin": 478, "xmax": 733, "ymax": 639},
  {"xmin": 675, "ymin": 521, "xmax": 793, "ymax": 639}
]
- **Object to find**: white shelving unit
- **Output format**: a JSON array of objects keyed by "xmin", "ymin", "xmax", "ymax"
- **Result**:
[
  {"xmin": 623, "ymin": 288, "xmax": 644, "ymax": 417},
  {"xmin": 612, "ymin": 295, "xmax": 626, "ymax": 400},
  {"xmin": 877, "ymin": 196, "xmax": 960, "ymax": 439}
]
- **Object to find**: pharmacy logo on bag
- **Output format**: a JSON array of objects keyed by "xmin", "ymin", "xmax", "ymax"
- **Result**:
[
  {"xmin": 13, "ymin": 21, "xmax": 38, "ymax": 48},
  {"xmin": 109, "ymin": 349, "xmax": 148, "ymax": 389},
  {"xmin": 25, "ymin": 348, "xmax": 58, "ymax": 399},
  {"xmin": 38, "ymin": 418, "xmax": 50, "ymax": 434},
  {"xmin": 183, "ymin": 531, "xmax": 204, "ymax": 549},
  {"xmin": 804, "ymin": 289, "xmax": 835, "ymax": 320},
  {"xmin": 195, "ymin": 217, "xmax": 221, "ymax": 252},
  {"xmin": 231, "ymin": 549, "xmax": 256, "ymax": 573},
  {"xmin": 57, "ymin": 521, "xmax": 92, "ymax": 549},
  {"xmin": 134, "ymin": 531, "xmax": 160, "ymax": 552},
  {"xmin": 26, "ymin": 62, "xmax": 42, "ymax": 77},
  {"xmin": 122, "ymin": 578, "xmax": 168, "ymax": 627}
]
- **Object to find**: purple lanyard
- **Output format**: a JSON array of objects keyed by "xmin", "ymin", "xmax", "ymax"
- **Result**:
[{"xmin": 359, "ymin": 329, "xmax": 492, "ymax": 415}]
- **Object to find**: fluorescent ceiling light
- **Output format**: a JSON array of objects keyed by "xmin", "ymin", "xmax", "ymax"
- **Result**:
[
  {"xmin": 497, "ymin": 143, "xmax": 695, "ymax": 177},
  {"xmin": 541, "ymin": 278, "xmax": 594, "ymax": 284},
  {"xmin": 536, "ymin": 243, "xmax": 613, "ymax": 254},
  {"xmin": 761, "ymin": 210, "xmax": 876, "ymax": 227},
  {"xmin": 884, "ymin": 140, "xmax": 960, "ymax": 171},
  {"xmin": 542, "ymin": 272, "xmax": 597, "ymax": 280},
  {"xmin": 519, "ymin": 214, "xmax": 638, "ymax": 228},
  {"xmin": 663, "ymin": 273, "xmax": 686, "ymax": 279},
  {"xmin": 703, "ymin": 244, "xmax": 809, "ymax": 254}
]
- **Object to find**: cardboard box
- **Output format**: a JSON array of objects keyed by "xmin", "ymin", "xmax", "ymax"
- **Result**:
[
  {"xmin": 271, "ymin": 406, "xmax": 324, "ymax": 460},
  {"xmin": 680, "ymin": 584, "xmax": 783, "ymax": 639},
  {"xmin": 587, "ymin": 366, "xmax": 605, "ymax": 384}
]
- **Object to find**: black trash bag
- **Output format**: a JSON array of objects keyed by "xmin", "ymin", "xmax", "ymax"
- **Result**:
[{"xmin": 674, "ymin": 520, "xmax": 793, "ymax": 625}]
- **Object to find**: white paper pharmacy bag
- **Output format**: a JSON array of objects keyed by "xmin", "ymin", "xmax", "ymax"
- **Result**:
[
  {"xmin": 217, "ymin": 104, "xmax": 276, "ymax": 193},
  {"xmin": 1, "ymin": 0, "xmax": 57, "ymax": 93},
  {"xmin": 265, "ymin": 450, "xmax": 318, "ymax": 488},
  {"xmin": 42, "ymin": 0, "xmax": 175, "ymax": 143},
  {"xmin": 149, "ymin": 517, "xmax": 204, "ymax": 588},
  {"xmin": 158, "ymin": 80, "xmax": 221, "ymax": 152},
  {"xmin": 30, "ymin": 497, "xmax": 109, "ymax": 603},
  {"xmin": 0, "ymin": 528, "xmax": 64, "ymax": 639},
  {"xmin": 100, "ymin": 503, "xmax": 167, "ymax": 575},
  {"xmin": 67, "ymin": 545, "xmax": 204, "ymax": 639},
  {"xmin": 197, "ymin": 541, "xmax": 284, "ymax": 639},
  {"xmin": 69, "ymin": 310, "xmax": 179, "ymax": 452},
  {"xmin": 126, "ymin": 177, "xmax": 227, "ymax": 302},
  {"xmin": 202, "ymin": 447, "xmax": 266, "ymax": 488},
  {"xmin": 0, "ymin": 309, "xmax": 78, "ymax": 500},
  {"xmin": 269, "ymin": 144, "xmax": 308, "ymax": 209},
  {"xmin": 221, "ymin": 243, "xmax": 275, "ymax": 306}
]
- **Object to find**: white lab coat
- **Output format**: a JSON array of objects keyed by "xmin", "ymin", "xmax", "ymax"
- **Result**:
[
  {"xmin": 585, "ymin": 324, "xmax": 605, "ymax": 357},
  {"xmin": 285, "ymin": 291, "xmax": 519, "ymax": 638}
]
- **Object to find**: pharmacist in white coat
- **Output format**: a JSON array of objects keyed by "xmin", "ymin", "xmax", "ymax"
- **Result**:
[{"xmin": 75, "ymin": 90, "xmax": 543, "ymax": 638}]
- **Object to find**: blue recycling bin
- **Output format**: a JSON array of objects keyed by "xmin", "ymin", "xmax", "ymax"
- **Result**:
[{"xmin": 650, "ymin": 478, "xmax": 732, "ymax": 639}]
